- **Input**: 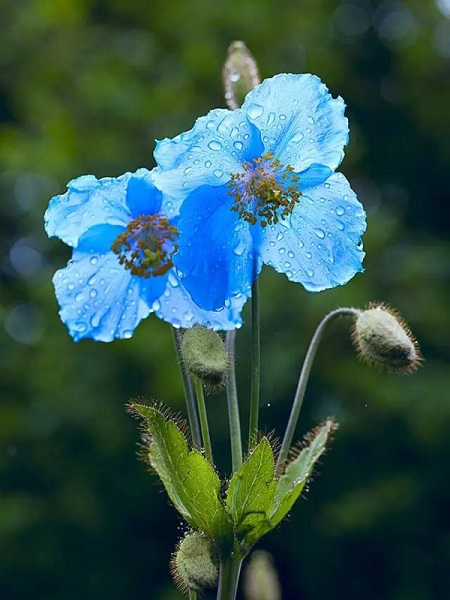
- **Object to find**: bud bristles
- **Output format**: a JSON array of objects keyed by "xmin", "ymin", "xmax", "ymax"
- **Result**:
[
  {"xmin": 181, "ymin": 326, "xmax": 228, "ymax": 390},
  {"xmin": 170, "ymin": 532, "xmax": 218, "ymax": 594},
  {"xmin": 352, "ymin": 303, "xmax": 421, "ymax": 374}
]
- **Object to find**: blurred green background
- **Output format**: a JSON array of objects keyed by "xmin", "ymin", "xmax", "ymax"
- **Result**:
[{"xmin": 1, "ymin": 0, "xmax": 449, "ymax": 599}]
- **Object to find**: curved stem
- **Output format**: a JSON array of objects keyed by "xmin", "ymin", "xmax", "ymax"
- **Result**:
[
  {"xmin": 248, "ymin": 278, "xmax": 261, "ymax": 449},
  {"xmin": 171, "ymin": 327, "xmax": 202, "ymax": 448},
  {"xmin": 276, "ymin": 307, "xmax": 360, "ymax": 472},
  {"xmin": 226, "ymin": 331, "xmax": 243, "ymax": 472},
  {"xmin": 193, "ymin": 377, "xmax": 214, "ymax": 464},
  {"xmin": 217, "ymin": 554, "xmax": 243, "ymax": 600},
  {"xmin": 189, "ymin": 591, "xmax": 197, "ymax": 600}
]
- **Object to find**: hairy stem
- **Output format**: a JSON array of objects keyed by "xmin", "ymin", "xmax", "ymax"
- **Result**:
[
  {"xmin": 217, "ymin": 554, "xmax": 243, "ymax": 600},
  {"xmin": 276, "ymin": 307, "xmax": 360, "ymax": 472},
  {"xmin": 193, "ymin": 377, "xmax": 213, "ymax": 464},
  {"xmin": 171, "ymin": 327, "xmax": 202, "ymax": 448},
  {"xmin": 226, "ymin": 331, "xmax": 243, "ymax": 472},
  {"xmin": 248, "ymin": 278, "xmax": 261, "ymax": 449}
]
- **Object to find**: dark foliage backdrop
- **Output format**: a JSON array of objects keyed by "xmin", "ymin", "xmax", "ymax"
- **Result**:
[{"xmin": 1, "ymin": 1, "xmax": 449, "ymax": 599}]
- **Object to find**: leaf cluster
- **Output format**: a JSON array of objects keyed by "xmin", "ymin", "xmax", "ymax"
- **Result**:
[{"xmin": 130, "ymin": 402, "xmax": 336, "ymax": 555}]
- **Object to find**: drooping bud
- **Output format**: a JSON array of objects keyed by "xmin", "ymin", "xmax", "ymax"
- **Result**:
[
  {"xmin": 243, "ymin": 551, "xmax": 281, "ymax": 600},
  {"xmin": 181, "ymin": 326, "xmax": 228, "ymax": 389},
  {"xmin": 170, "ymin": 532, "xmax": 218, "ymax": 594},
  {"xmin": 352, "ymin": 304, "xmax": 421, "ymax": 374},
  {"xmin": 223, "ymin": 41, "xmax": 260, "ymax": 109}
]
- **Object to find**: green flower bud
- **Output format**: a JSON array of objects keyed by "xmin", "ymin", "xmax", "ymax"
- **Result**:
[
  {"xmin": 352, "ymin": 304, "xmax": 421, "ymax": 374},
  {"xmin": 223, "ymin": 40, "xmax": 260, "ymax": 109},
  {"xmin": 170, "ymin": 532, "xmax": 218, "ymax": 594},
  {"xmin": 243, "ymin": 551, "xmax": 281, "ymax": 600},
  {"xmin": 181, "ymin": 326, "xmax": 228, "ymax": 389}
]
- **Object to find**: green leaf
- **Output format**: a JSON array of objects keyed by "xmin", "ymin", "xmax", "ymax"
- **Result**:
[
  {"xmin": 270, "ymin": 419, "xmax": 336, "ymax": 527},
  {"xmin": 226, "ymin": 438, "xmax": 276, "ymax": 549},
  {"xmin": 131, "ymin": 403, "xmax": 231, "ymax": 538}
]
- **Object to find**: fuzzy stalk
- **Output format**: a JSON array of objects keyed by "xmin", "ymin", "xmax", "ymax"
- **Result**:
[
  {"xmin": 226, "ymin": 331, "xmax": 243, "ymax": 472},
  {"xmin": 193, "ymin": 377, "xmax": 214, "ymax": 464},
  {"xmin": 172, "ymin": 327, "xmax": 202, "ymax": 448},
  {"xmin": 276, "ymin": 307, "xmax": 359, "ymax": 472},
  {"xmin": 217, "ymin": 554, "xmax": 243, "ymax": 600},
  {"xmin": 248, "ymin": 278, "xmax": 261, "ymax": 449}
]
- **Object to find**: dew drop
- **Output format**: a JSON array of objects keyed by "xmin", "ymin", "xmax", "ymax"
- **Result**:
[
  {"xmin": 267, "ymin": 112, "xmax": 275, "ymax": 125},
  {"xmin": 307, "ymin": 268, "xmax": 314, "ymax": 277},
  {"xmin": 208, "ymin": 140, "xmax": 222, "ymax": 151},
  {"xmin": 288, "ymin": 251, "xmax": 294, "ymax": 258},
  {"xmin": 167, "ymin": 272, "xmax": 179, "ymax": 288},
  {"xmin": 213, "ymin": 169, "xmax": 223, "ymax": 178},
  {"xmin": 123, "ymin": 330, "xmax": 133, "ymax": 339},
  {"xmin": 204, "ymin": 160, "xmax": 212, "ymax": 168},
  {"xmin": 233, "ymin": 141, "xmax": 243, "ymax": 151},
  {"xmin": 313, "ymin": 227, "xmax": 325, "ymax": 239},
  {"xmin": 184, "ymin": 167, "xmax": 193, "ymax": 175},
  {"xmin": 89, "ymin": 289, "xmax": 98, "ymax": 298},
  {"xmin": 90, "ymin": 256, "xmax": 98, "ymax": 266},
  {"xmin": 152, "ymin": 299, "xmax": 161, "ymax": 311},
  {"xmin": 284, "ymin": 261, "xmax": 291, "ymax": 268},
  {"xmin": 336, "ymin": 206, "xmax": 345, "ymax": 216},
  {"xmin": 279, "ymin": 113, "xmax": 287, "ymax": 120},
  {"xmin": 307, "ymin": 116, "xmax": 315, "ymax": 125},
  {"xmin": 67, "ymin": 283, "xmax": 75, "ymax": 291},
  {"xmin": 305, "ymin": 251, "xmax": 312, "ymax": 259},
  {"xmin": 247, "ymin": 103, "xmax": 264, "ymax": 119},
  {"xmin": 278, "ymin": 247, "xmax": 286, "ymax": 255},
  {"xmin": 75, "ymin": 293, "xmax": 84, "ymax": 302}
]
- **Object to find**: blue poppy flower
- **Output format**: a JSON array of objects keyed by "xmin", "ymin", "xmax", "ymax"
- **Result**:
[
  {"xmin": 154, "ymin": 74, "xmax": 366, "ymax": 311},
  {"xmin": 44, "ymin": 168, "xmax": 246, "ymax": 342}
]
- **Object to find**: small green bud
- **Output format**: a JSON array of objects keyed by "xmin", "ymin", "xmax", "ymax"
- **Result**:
[
  {"xmin": 243, "ymin": 551, "xmax": 281, "ymax": 600},
  {"xmin": 170, "ymin": 532, "xmax": 218, "ymax": 594},
  {"xmin": 181, "ymin": 326, "xmax": 228, "ymax": 389},
  {"xmin": 223, "ymin": 41, "xmax": 260, "ymax": 109},
  {"xmin": 352, "ymin": 304, "xmax": 421, "ymax": 374}
]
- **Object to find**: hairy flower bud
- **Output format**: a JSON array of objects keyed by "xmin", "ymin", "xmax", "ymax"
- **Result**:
[
  {"xmin": 171, "ymin": 532, "xmax": 218, "ymax": 594},
  {"xmin": 243, "ymin": 551, "xmax": 281, "ymax": 600},
  {"xmin": 352, "ymin": 304, "xmax": 421, "ymax": 374},
  {"xmin": 223, "ymin": 40, "xmax": 260, "ymax": 109},
  {"xmin": 181, "ymin": 326, "xmax": 228, "ymax": 388}
]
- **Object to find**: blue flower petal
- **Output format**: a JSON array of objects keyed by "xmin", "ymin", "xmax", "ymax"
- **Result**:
[
  {"xmin": 259, "ymin": 172, "xmax": 366, "ymax": 291},
  {"xmin": 175, "ymin": 185, "xmax": 259, "ymax": 311},
  {"xmin": 125, "ymin": 169, "xmax": 162, "ymax": 218},
  {"xmin": 54, "ymin": 231, "xmax": 167, "ymax": 341},
  {"xmin": 154, "ymin": 271, "xmax": 247, "ymax": 330},
  {"xmin": 153, "ymin": 108, "xmax": 263, "ymax": 202},
  {"xmin": 45, "ymin": 169, "xmax": 157, "ymax": 248},
  {"xmin": 242, "ymin": 74, "xmax": 348, "ymax": 181}
]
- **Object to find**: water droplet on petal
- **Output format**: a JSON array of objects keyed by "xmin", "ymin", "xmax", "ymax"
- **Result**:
[
  {"xmin": 184, "ymin": 167, "xmax": 193, "ymax": 175},
  {"xmin": 336, "ymin": 206, "xmax": 345, "ymax": 216},
  {"xmin": 314, "ymin": 227, "xmax": 325, "ymax": 239},
  {"xmin": 233, "ymin": 141, "xmax": 243, "ymax": 151},
  {"xmin": 213, "ymin": 169, "xmax": 223, "ymax": 178},
  {"xmin": 208, "ymin": 140, "xmax": 222, "ymax": 151},
  {"xmin": 123, "ymin": 330, "xmax": 133, "ymax": 339},
  {"xmin": 90, "ymin": 256, "xmax": 98, "ymax": 266},
  {"xmin": 152, "ymin": 299, "xmax": 161, "ymax": 311},
  {"xmin": 205, "ymin": 160, "xmax": 212, "ymax": 168},
  {"xmin": 267, "ymin": 112, "xmax": 275, "ymax": 125},
  {"xmin": 89, "ymin": 289, "xmax": 98, "ymax": 298},
  {"xmin": 279, "ymin": 114, "xmax": 287, "ymax": 120},
  {"xmin": 247, "ymin": 103, "xmax": 264, "ymax": 119},
  {"xmin": 167, "ymin": 272, "xmax": 179, "ymax": 288},
  {"xmin": 278, "ymin": 247, "xmax": 286, "ymax": 255},
  {"xmin": 68, "ymin": 283, "xmax": 75, "ymax": 291},
  {"xmin": 305, "ymin": 251, "xmax": 312, "ymax": 259}
]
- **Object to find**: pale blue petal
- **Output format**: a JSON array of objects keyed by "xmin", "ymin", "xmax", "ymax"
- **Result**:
[
  {"xmin": 153, "ymin": 108, "xmax": 263, "ymax": 203},
  {"xmin": 53, "ymin": 245, "xmax": 165, "ymax": 342},
  {"xmin": 242, "ymin": 74, "xmax": 348, "ymax": 180},
  {"xmin": 259, "ymin": 172, "xmax": 366, "ymax": 290},
  {"xmin": 45, "ymin": 169, "xmax": 159, "ymax": 248},
  {"xmin": 174, "ymin": 185, "xmax": 259, "ymax": 311},
  {"xmin": 154, "ymin": 271, "xmax": 247, "ymax": 331}
]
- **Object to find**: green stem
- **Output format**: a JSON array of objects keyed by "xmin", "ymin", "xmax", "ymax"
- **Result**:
[
  {"xmin": 193, "ymin": 377, "xmax": 213, "ymax": 464},
  {"xmin": 276, "ymin": 308, "xmax": 360, "ymax": 472},
  {"xmin": 171, "ymin": 327, "xmax": 202, "ymax": 448},
  {"xmin": 217, "ymin": 554, "xmax": 243, "ymax": 600},
  {"xmin": 248, "ymin": 278, "xmax": 261, "ymax": 449},
  {"xmin": 226, "ymin": 331, "xmax": 243, "ymax": 472},
  {"xmin": 189, "ymin": 591, "xmax": 197, "ymax": 600}
]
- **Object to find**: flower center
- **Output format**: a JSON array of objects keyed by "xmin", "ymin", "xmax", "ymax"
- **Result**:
[
  {"xmin": 111, "ymin": 214, "xmax": 178, "ymax": 278},
  {"xmin": 228, "ymin": 151, "xmax": 301, "ymax": 227}
]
